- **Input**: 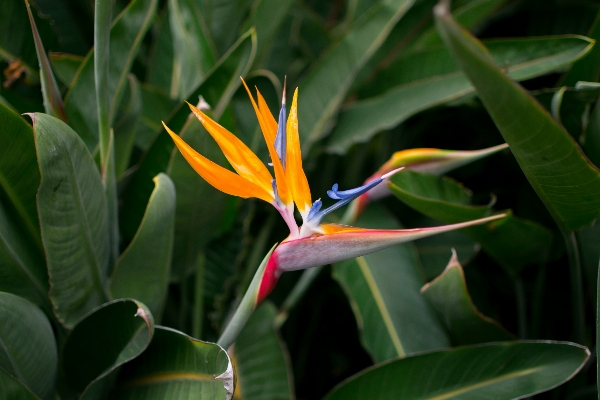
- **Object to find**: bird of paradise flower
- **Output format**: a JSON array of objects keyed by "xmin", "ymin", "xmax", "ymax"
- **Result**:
[{"xmin": 162, "ymin": 79, "xmax": 504, "ymax": 348}]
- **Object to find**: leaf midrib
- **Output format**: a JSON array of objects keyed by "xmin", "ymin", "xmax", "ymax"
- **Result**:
[{"xmin": 356, "ymin": 256, "xmax": 405, "ymax": 358}]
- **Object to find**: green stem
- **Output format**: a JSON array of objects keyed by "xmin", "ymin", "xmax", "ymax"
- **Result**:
[
  {"xmin": 94, "ymin": 0, "xmax": 112, "ymax": 168},
  {"xmin": 563, "ymin": 230, "xmax": 585, "ymax": 344},
  {"xmin": 192, "ymin": 252, "xmax": 205, "ymax": 339},
  {"xmin": 515, "ymin": 277, "xmax": 527, "ymax": 339},
  {"xmin": 275, "ymin": 266, "xmax": 324, "ymax": 329},
  {"xmin": 218, "ymin": 245, "xmax": 276, "ymax": 349}
]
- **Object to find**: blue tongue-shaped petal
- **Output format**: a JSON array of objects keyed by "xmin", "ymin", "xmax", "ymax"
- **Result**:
[
  {"xmin": 274, "ymin": 79, "xmax": 287, "ymax": 169},
  {"xmin": 307, "ymin": 168, "xmax": 404, "ymax": 224}
]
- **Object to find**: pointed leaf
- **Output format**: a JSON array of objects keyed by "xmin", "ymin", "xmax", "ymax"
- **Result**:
[
  {"xmin": 234, "ymin": 301, "xmax": 294, "ymax": 400},
  {"xmin": 414, "ymin": 229, "xmax": 479, "ymax": 280},
  {"xmin": 0, "ymin": 292, "xmax": 57, "ymax": 400},
  {"xmin": 64, "ymin": 0, "xmax": 158, "ymax": 149},
  {"xmin": 120, "ymin": 29, "xmax": 256, "ymax": 240},
  {"xmin": 413, "ymin": 0, "xmax": 506, "ymax": 49},
  {"xmin": 243, "ymin": 0, "xmax": 294, "ymax": 64},
  {"xmin": 62, "ymin": 299, "xmax": 154, "ymax": 398},
  {"xmin": 434, "ymin": 3, "xmax": 600, "ymax": 231},
  {"xmin": 332, "ymin": 205, "xmax": 450, "ymax": 362},
  {"xmin": 328, "ymin": 35, "xmax": 594, "ymax": 154},
  {"xmin": 421, "ymin": 251, "xmax": 514, "ymax": 345},
  {"xmin": 299, "ymin": 0, "xmax": 417, "ymax": 150},
  {"xmin": 201, "ymin": 0, "xmax": 251, "ymax": 56},
  {"xmin": 325, "ymin": 341, "xmax": 590, "ymax": 399},
  {"xmin": 110, "ymin": 173, "xmax": 175, "ymax": 319},
  {"xmin": 134, "ymin": 83, "xmax": 177, "ymax": 151},
  {"xmin": 562, "ymin": 11, "xmax": 600, "ymax": 85},
  {"xmin": 33, "ymin": 113, "xmax": 108, "ymax": 327},
  {"xmin": 25, "ymin": 0, "xmax": 65, "ymax": 121},
  {"xmin": 114, "ymin": 327, "xmax": 232, "ymax": 399},
  {"xmin": 389, "ymin": 170, "xmax": 552, "ymax": 275},
  {"xmin": 49, "ymin": 53, "xmax": 83, "ymax": 88}
]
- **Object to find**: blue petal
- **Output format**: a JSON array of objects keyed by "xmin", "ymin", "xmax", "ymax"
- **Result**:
[
  {"xmin": 307, "ymin": 199, "xmax": 322, "ymax": 221},
  {"xmin": 274, "ymin": 104, "xmax": 287, "ymax": 168},
  {"xmin": 308, "ymin": 178, "xmax": 383, "ymax": 223}
]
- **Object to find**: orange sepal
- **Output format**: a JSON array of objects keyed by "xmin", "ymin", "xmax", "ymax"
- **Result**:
[
  {"xmin": 240, "ymin": 79, "xmax": 292, "ymax": 205},
  {"xmin": 163, "ymin": 122, "xmax": 274, "ymax": 202},
  {"xmin": 187, "ymin": 102, "xmax": 274, "ymax": 195},
  {"xmin": 285, "ymin": 88, "xmax": 312, "ymax": 215}
]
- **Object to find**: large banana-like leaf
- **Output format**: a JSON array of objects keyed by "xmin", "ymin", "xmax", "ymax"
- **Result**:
[
  {"xmin": 234, "ymin": 301, "xmax": 294, "ymax": 400},
  {"xmin": 62, "ymin": 299, "xmax": 154, "ymax": 399},
  {"xmin": 434, "ymin": 2, "xmax": 600, "ymax": 231},
  {"xmin": 299, "ymin": 0, "xmax": 416, "ymax": 150},
  {"xmin": 332, "ymin": 205, "xmax": 449, "ymax": 362},
  {"xmin": 328, "ymin": 35, "xmax": 594, "ymax": 154},
  {"xmin": 325, "ymin": 341, "xmax": 589, "ymax": 399},
  {"xmin": 0, "ymin": 292, "xmax": 57, "ymax": 400},
  {"xmin": 33, "ymin": 113, "xmax": 108, "ymax": 327},
  {"xmin": 110, "ymin": 174, "xmax": 175, "ymax": 319},
  {"xmin": 421, "ymin": 251, "xmax": 514, "ymax": 345},
  {"xmin": 113, "ymin": 326, "xmax": 232, "ymax": 399}
]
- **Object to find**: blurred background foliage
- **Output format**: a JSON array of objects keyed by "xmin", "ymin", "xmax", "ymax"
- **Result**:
[{"xmin": 2, "ymin": 0, "xmax": 600, "ymax": 398}]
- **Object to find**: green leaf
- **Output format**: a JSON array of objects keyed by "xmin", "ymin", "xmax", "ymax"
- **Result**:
[
  {"xmin": 64, "ymin": 0, "xmax": 158, "ymax": 149},
  {"xmin": 25, "ymin": 0, "xmax": 65, "ymax": 121},
  {"xmin": 169, "ymin": 0, "xmax": 217, "ymax": 100},
  {"xmin": 166, "ymin": 118, "xmax": 232, "ymax": 280},
  {"xmin": 33, "ymin": 112, "xmax": 108, "ymax": 327},
  {"xmin": 113, "ymin": 74, "xmax": 142, "ymax": 177},
  {"xmin": 328, "ymin": 35, "xmax": 594, "ymax": 154},
  {"xmin": 389, "ymin": 171, "xmax": 552, "ymax": 275},
  {"xmin": 421, "ymin": 251, "xmax": 514, "ymax": 345},
  {"xmin": 0, "ymin": 292, "xmax": 57, "ymax": 400},
  {"xmin": 0, "ymin": 102, "xmax": 42, "ymax": 252},
  {"xmin": 234, "ymin": 301, "xmax": 294, "ymax": 400},
  {"xmin": 562, "ymin": 11, "xmax": 600, "ymax": 85},
  {"xmin": 110, "ymin": 174, "xmax": 175, "ymax": 319},
  {"xmin": 62, "ymin": 299, "xmax": 154, "ymax": 398},
  {"xmin": 49, "ymin": 53, "xmax": 83, "ymax": 88},
  {"xmin": 0, "ymin": 373, "xmax": 38, "ymax": 400},
  {"xmin": 325, "ymin": 341, "xmax": 590, "ymax": 399},
  {"xmin": 299, "ymin": 0, "xmax": 416, "ymax": 150},
  {"xmin": 120, "ymin": 29, "xmax": 256, "ymax": 240},
  {"xmin": 114, "ymin": 326, "xmax": 232, "ymax": 399},
  {"xmin": 414, "ymin": 229, "xmax": 478, "ymax": 280},
  {"xmin": 434, "ymin": 3, "xmax": 600, "ymax": 231},
  {"xmin": 413, "ymin": 0, "xmax": 506, "ymax": 49},
  {"xmin": 332, "ymin": 205, "xmax": 449, "ymax": 362}
]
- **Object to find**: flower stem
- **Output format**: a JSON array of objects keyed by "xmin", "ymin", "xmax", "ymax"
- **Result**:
[
  {"xmin": 563, "ymin": 229, "xmax": 585, "ymax": 344},
  {"xmin": 218, "ymin": 245, "xmax": 276, "ymax": 349}
]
